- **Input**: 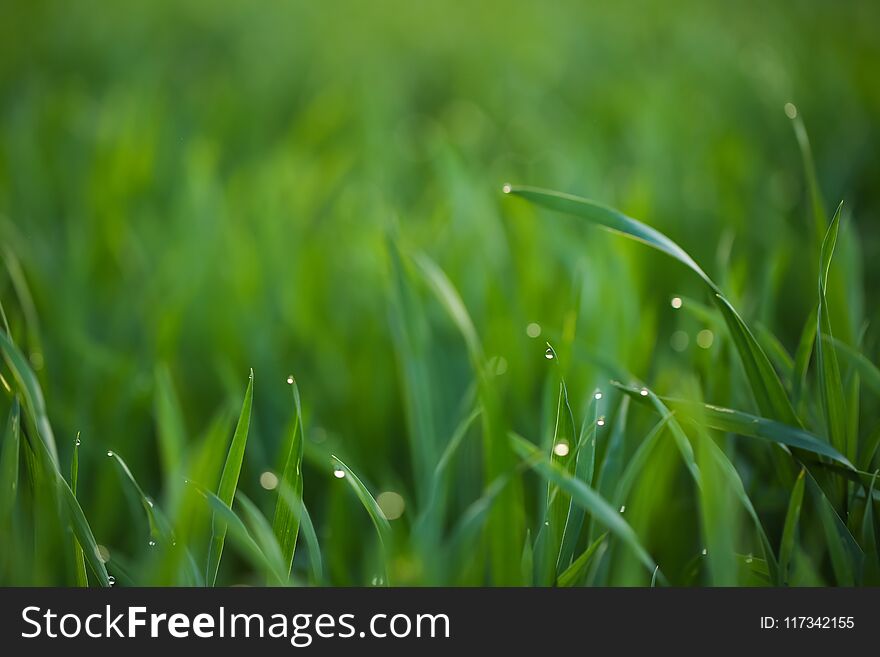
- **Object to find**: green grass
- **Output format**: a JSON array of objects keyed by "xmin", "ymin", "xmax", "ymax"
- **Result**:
[{"xmin": 0, "ymin": 0, "xmax": 879, "ymax": 586}]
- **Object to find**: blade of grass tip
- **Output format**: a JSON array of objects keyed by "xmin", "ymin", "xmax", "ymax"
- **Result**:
[
  {"xmin": 107, "ymin": 449, "xmax": 173, "ymax": 545},
  {"xmin": 505, "ymin": 185, "xmax": 800, "ymax": 427},
  {"xmin": 557, "ymin": 393, "xmax": 599, "ymax": 572},
  {"xmin": 272, "ymin": 374, "xmax": 304, "ymax": 579},
  {"xmin": 816, "ymin": 204, "xmax": 849, "ymax": 459},
  {"xmin": 509, "ymin": 432, "xmax": 657, "ymax": 575},
  {"xmin": 792, "ymin": 305, "xmax": 818, "ymax": 408},
  {"xmin": 71, "ymin": 433, "xmax": 88, "ymax": 587},
  {"xmin": 861, "ymin": 471, "xmax": 879, "ymax": 584},
  {"xmin": 0, "ymin": 331, "xmax": 59, "ymax": 466},
  {"xmin": 207, "ymin": 368, "xmax": 254, "ymax": 587},
  {"xmin": 188, "ymin": 480, "xmax": 279, "ymax": 582},
  {"xmin": 0, "ymin": 397, "xmax": 21, "ymax": 525},
  {"xmin": 234, "ymin": 490, "xmax": 286, "ymax": 584},
  {"xmin": 778, "ymin": 468, "xmax": 806, "ymax": 585},
  {"xmin": 330, "ymin": 455, "xmax": 391, "ymax": 547},
  {"xmin": 557, "ymin": 532, "xmax": 607, "ymax": 587},
  {"xmin": 544, "ymin": 360, "xmax": 578, "ymax": 576},
  {"xmin": 277, "ymin": 482, "xmax": 323, "ymax": 585},
  {"xmin": 331, "ymin": 455, "xmax": 392, "ymax": 584}
]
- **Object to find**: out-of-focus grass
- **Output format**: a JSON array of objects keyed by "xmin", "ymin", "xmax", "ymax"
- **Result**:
[{"xmin": 0, "ymin": 0, "xmax": 879, "ymax": 586}]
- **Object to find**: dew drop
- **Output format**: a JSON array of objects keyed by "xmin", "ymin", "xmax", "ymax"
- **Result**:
[
  {"xmin": 333, "ymin": 468, "xmax": 346, "ymax": 479},
  {"xmin": 544, "ymin": 521, "xmax": 550, "ymax": 526},
  {"xmin": 502, "ymin": 183, "xmax": 512, "ymax": 194},
  {"xmin": 106, "ymin": 450, "xmax": 113, "ymax": 457},
  {"xmin": 594, "ymin": 391, "xmax": 603, "ymax": 400},
  {"xmin": 108, "ymin": 576, "xmax": 115, "ymax": 586},
  {"xmin": 701, "ymin": 548, "xmax": 708, "ymax": 556},
  {"xmin": 553, "ymin": 441, "xmax": 570, "ymax": 457},
  {"xmin": 619, "ymin": 505, "xmax": 626, "ymax": 513},
  {"xmin": 746, "ymin": 554, "xmax": 754, "ymax": 564},
  {"xmin": 597, "ymin": 416, "xmax": 606, "ymax": 427},
  {"xmin": 671, "ymin": 297, "xmax": 683, "ymax": 309},
  {"xmin": 148, "ymin": 540, "xmax": 156, "ymax": 547},
  {"xmin": 75, "ymin": 437, "xmax": 81, "ymax": 447},
  {"xmin": 639, "ymin": 388, "xmax": 649, "ymax": 397},
  {"xmin": 784, "ymin": 102, "xmax": 798, "ymax": 119},
  {"xmin": 544, "ymin": 347, "xmax": 554, "ymax": 360},
  {"xmin": 286, "ymin": 375, "xmax": 295, "ymax": 385}
]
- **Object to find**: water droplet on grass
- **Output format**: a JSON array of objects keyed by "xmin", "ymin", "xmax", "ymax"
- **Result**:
[
  {"xmin": 619, "ymin": 505, "xmax": 626, "ymax": 513},
  {"xmin": 594, "ymin": 391, "xmax": 602, "ymax": 400},
  {"xmin": 544, "ymin": 348, "xmax": 554, "ymax": 360},
  {"xmin": 108, "ymin": 576, "xmax": 115, "ymax": 586},
  {"xmin": 639, "ymin": 388, "xmax": 649, "ymax": 397},
  {"xmin": 502, "ymin": 183, "xmax": 512, "ymax": 194},
  {"xmin": 286, "ymin": 375, "xmax": 295, "ymax": 385},
  {"xmin": 106, "ymin": 450, "xmax": 113, "ymax": 457},
  {"xmin": 597, "ymin": 417, "xmax": 605, "ymax": 427},
  {"xmin": 784, "ymin": 102, "xmax": 798, "ymax": 119},
  {"xmin": 553, "ymin": 442, "xmax": 570, "ymax": 457},
  {"xmin": 148, "ymin": 540, "xmax": 156, "ymax": 547},
  {"xmin": 333, "ymin": 468, "xmax": 346, "ymax": 479}
]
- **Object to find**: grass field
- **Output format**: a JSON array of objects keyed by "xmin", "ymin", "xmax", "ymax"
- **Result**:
[{"xmin": 1, "ymin": 0, "xmax": 879, "ymax": 586}]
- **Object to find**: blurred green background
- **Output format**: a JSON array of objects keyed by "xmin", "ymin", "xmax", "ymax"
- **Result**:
[{"xmin": 1, "ymin": 0, "xmax": 879, "ymax": 585}]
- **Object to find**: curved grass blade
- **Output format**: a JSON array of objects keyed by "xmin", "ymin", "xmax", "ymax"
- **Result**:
[
  {"xmin": 207, "ymin": 369, "xmax": 254, "ymax": 586},
  {"xmin": 70, "ymin": 434, "xmax": 88, "ymax": 587},
  {"xmin": 277, "ymin": 482, "xmax": 323, "ymax": 584},
  {"xmin": 510, "ymin": 432, "xmax": 657, "ymax": 574},
  {"xmin": 330, "ymin": 455, "xmax": 391, "ymax": 547},
  {"xmin": 612, "ymin": 383, "xmax": 779, "ymax": 580},
  {"xmin": 189, "ymin": 480, "xmax": 279, "ymax": 583},
  {"xmin": 330, "ymin": 455, "xmax": 391, "ymax": 583},
  {"xmin": 792, "ymin": 305, "xmax": 818, "ymax": 408},
  {"xmin": 778, "ymin": 468, "xmax": 806, "ymax": 585},
  {"xmin": 0, "ymin": 331, "xmax": 58, "ymax": 466},
  {"xmin": 556, "ymin": 532, "xmax": 607, "ymax": 587},
  {"xmin": 505, "ymin": 185, "xmax": 799, "ymax": 426},
  {"xmin": 615, "ymin": 384, "xmax": 852, "ymax": 468},
  {"xmin": 557, "ymin": 397, "xmax": 598, "ymax": 572},
  {"xmin": 816, "ymin": 204, "xmax": 849, "ymax": 458},
  {"xmin": 272, "ymin": 375, "xmax": 304, "ymax": 578},
  {"xmin": 234, "ymin": 491, "xmax": 286, "ymax": 584},
  {"xmin": 107, "ymin": 450, "xmax": 173, "ymax": 544}
]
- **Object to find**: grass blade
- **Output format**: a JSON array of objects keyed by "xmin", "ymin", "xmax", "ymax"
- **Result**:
[
  {"xmin": 272, "ymin": 375, "xmax": 304, "ymax": 578},
  {"xmin": 207, "ymin": 369, "xmax": 254, "ymax": 586},
  {"xmin": 510, "ymin": 432, "xmax": 657, "ymax": 575},
  {"xmin": 70, "ymin": 434, "xmax": 88, "ymax": 587},
  {"xmin": 277, "ymin": 482, "xmax": 323, "ymax": 584},
  {"xmin": 505, "ymin": 185, "xmax": 799, "ymax": 425},
  {"xmin": 556, "ymin": 532, "xmax": 607, "ymax": 587},
  {"xmin": 816, "ymin": 204, "xmax": 850, "ymax": 459},
  {"xmin": 778, "ymin": 468, "xmax": 806, "ymax": 585}
]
